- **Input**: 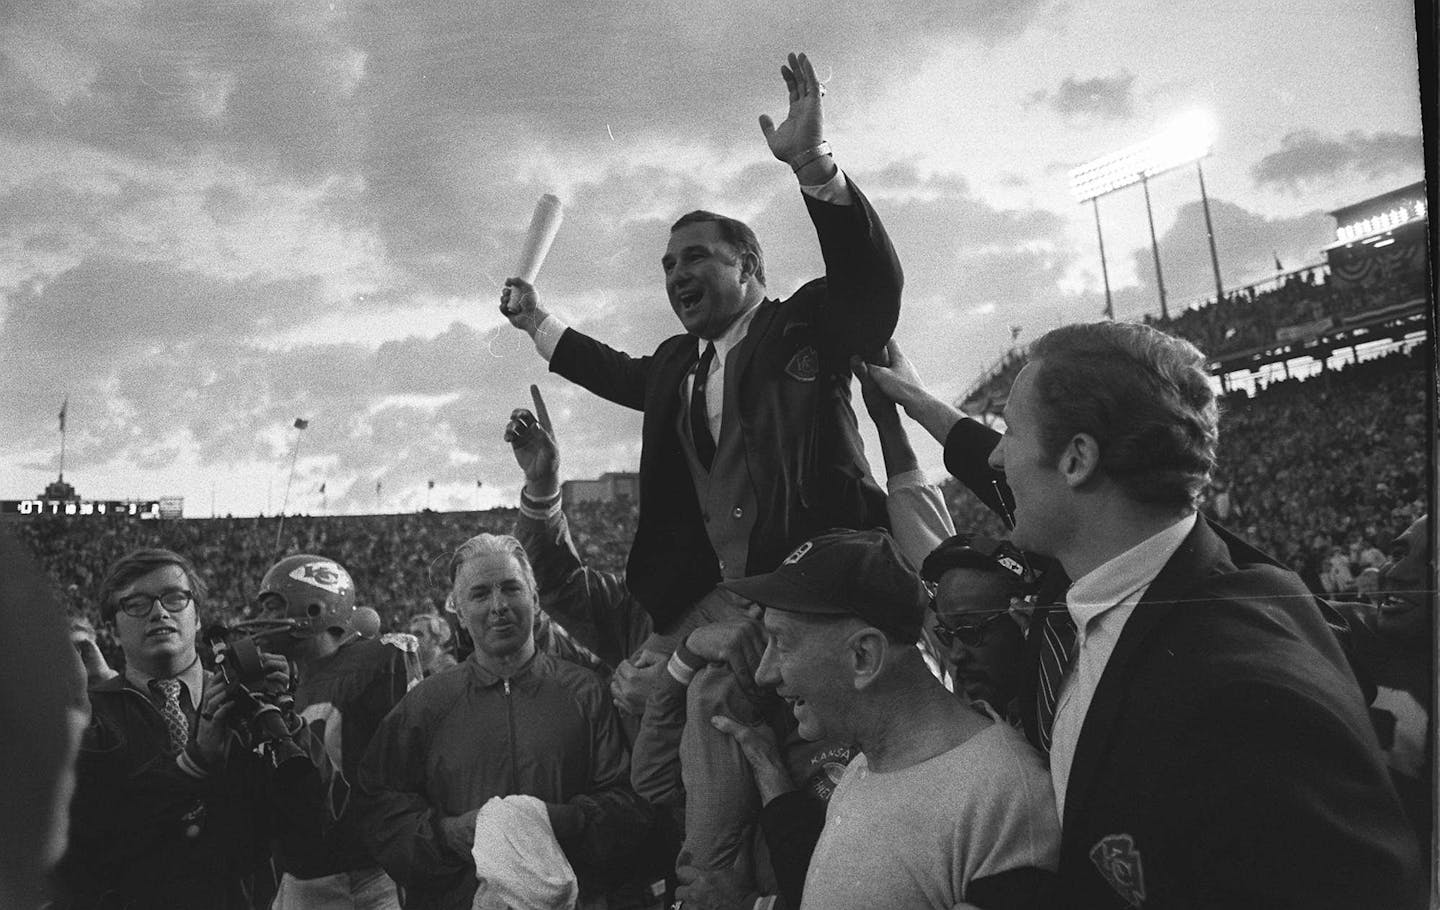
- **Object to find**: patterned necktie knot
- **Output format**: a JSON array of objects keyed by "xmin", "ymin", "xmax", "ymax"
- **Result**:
[{"xmin": 153, "ymin": 678, "xmax": 190, "ymax": 753}]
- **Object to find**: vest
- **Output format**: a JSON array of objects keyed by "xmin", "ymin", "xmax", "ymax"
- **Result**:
[{"xmin": 677, "ymin": 345, "xmax": 759, "ymax": 581}]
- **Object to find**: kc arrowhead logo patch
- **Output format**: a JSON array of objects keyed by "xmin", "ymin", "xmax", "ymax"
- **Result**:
[
  {"xmin": 1090, "ymin": 834, "xmax": 1146, "ymax": 907},
  {"xmin": 291, "ymin": 560, "xmax": 350, "ymax": 595},
  {"xmin": 784, "ymin": 345, "xmax": 819, "ymax": 381}
]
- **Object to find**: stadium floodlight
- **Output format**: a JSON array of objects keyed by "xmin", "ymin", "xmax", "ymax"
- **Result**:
[
  {"xmin": 1069, "ymin": 110, "xmax": 1216, "ymax": 203},
  {"xmin": 1069, "ymin": 110, "xmax": 1224, "ymax": 321}
]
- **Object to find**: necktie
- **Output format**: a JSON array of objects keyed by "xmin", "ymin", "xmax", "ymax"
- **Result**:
[
  {"xmin": 690, "ymin": 342, "xmax": 717, "ymax": 470},
  {"xmin": 153, "ymin": 678, "xmax": 190, "ymax": 753},
  {"xmin": 1036, "ymin": 609, "xmax": 1078, "ymax": 754}
]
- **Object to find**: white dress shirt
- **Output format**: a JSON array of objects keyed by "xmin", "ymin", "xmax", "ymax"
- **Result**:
[{"xmin": 1049, "ymin": 512, "xmax": 1197, "ymax": 820}]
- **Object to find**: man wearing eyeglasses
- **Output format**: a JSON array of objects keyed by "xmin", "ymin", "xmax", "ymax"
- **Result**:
[
  {"xmin": 919, "ymin": 534, "xmax": 1035, "ymax": 725},
  {"xmin": 50, "ymin": 548, "xmax": 319, "ymax": 910}
]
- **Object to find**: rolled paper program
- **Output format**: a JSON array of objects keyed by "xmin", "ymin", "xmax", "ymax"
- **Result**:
[{"xmin": 515, "ymin": 194, "xmax": 564, "ymax": 285}]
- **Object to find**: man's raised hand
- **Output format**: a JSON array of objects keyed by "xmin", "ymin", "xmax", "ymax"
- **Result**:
[
  {"xmin": 505, "ymin": 384, "xmax": 560, "ymax": 497},
  {"xmin": 759, "ymin": 52, "xmax": 827, "ymax": 167},
  {"xmin": 499, "ymin": 277, "xmax": 548, "ymax": 336}
]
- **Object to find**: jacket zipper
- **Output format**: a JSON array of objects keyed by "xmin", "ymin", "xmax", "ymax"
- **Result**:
[{"xmin": 503, "ymin": 678, "xmax": 518, "ymax": 792}]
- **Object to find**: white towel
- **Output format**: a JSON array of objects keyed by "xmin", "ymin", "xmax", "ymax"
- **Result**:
[{"xmin": 470, "ymin": 794, "xmax": 578, "ymax": 910}]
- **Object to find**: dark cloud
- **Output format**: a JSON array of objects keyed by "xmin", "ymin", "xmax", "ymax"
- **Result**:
[
  {"xmin": 1026, "ymin": 71, "xmax": 1135, "ymax": 120},
  {"xmin": 1250, "ymin": 130, "xmax": 1424, "ymax": 193},
  {"xmin": 2, "ymin": 0, "xmax": 1057, "ymax": 302}
]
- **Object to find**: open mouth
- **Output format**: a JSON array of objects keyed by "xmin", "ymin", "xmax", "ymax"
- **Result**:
[
  {"xmin": 676, "ymin": 288, "xmax": 703, "ymax": 310},
  {"xmin": 146, "ymin": 627, "xmax": 178, "ymax": 639}
]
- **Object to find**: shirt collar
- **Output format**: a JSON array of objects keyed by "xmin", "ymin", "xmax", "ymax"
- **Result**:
[
  {"xmin": 697, "ymin": 300, "xmax": 762, "ymax": 362},
  {"xmin": 1065, "ymin": 512, "xmax": 1197, "ymax": 630},
  {"xmin": 125, "ymin": 654, "xmax": 205, "ymax": 711}
]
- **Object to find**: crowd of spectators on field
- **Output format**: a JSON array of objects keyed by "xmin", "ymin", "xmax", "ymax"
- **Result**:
[
  {"xmin": 19, "ymin": 343, "xmax": 1423, "ymax": 677},
  {"xmin": 16, "ymin": 50, "xmax": 1430, "ymax": 908}
]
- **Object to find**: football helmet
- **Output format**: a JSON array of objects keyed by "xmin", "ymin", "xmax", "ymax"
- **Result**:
[{"xmin": 244, "ymin": 554, "xmax": 358, "ymax": 639}]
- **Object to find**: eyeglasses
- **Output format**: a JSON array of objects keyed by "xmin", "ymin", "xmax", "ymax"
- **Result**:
[
  {"xmin": 932, "ymin": 609, "xmax": 1013, "ymax": 648},
  {"xmin": 116, "ymin": 590, "xmax": 194, "ymax": 618}
]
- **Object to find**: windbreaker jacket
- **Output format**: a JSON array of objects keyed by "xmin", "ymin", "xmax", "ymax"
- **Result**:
[{"xmin": 356, "ymin": 651, "xmax": 650, "ymax": 910}]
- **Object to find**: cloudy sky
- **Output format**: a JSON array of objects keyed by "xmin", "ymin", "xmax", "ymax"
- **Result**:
[{"xmin": 0, "ymin": 0, "xmax": 1427, "ymax": 516}]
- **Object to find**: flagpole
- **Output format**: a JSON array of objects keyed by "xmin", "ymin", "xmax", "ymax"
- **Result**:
[
  {"xmin": 58, "ymin": 396, "xmax": 68, "ymax": 482},
  {"xmin": 276, "ymin": 419, "xmax": 307, "ymax": 550}
]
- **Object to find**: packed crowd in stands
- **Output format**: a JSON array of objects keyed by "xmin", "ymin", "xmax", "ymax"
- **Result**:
[
  {"xmin": 956, "ymin": 261, "xmax": 1427, "ymax": 426},
  {"xmin": 1145, "ymin": 262, "xmax": 1429, "ymax": 359},
  {"xmin": 1206, "ymin": 345, "xmax": 1430, "ymax": 594},
  {"xmin": 18, "ymin": 504, "xmax": 638, "ymax": 671}
]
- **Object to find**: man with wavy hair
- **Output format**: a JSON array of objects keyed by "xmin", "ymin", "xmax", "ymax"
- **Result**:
[{"xmin": 987, "ymin": 321, "xmax": 1424, "ymax": 909}]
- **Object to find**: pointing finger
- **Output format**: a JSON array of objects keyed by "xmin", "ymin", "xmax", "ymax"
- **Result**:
[{"xmin": 529, "ymin": 384, "xmax": 553, "ymax": 436}]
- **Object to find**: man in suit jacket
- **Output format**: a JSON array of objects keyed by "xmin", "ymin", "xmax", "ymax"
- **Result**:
[
  {"xmin": 978, "ymin": 321, "xmax": 1424, "ymax": 909},
  {"xmin": 500, "ymin": 51, "xmax": 901, "ymax": 639},
  {"xmin": 501, "ymin": 51, "xmax": 902, "ymax": 897},
  {"xmin": 858, "ymin": 332, "xmax": 1426, "ymax": 907}
]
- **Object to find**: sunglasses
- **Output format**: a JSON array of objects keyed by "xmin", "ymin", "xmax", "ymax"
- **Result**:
[{"xmin": 931, "ymin": 609, "xmax": 1013, "ymax": 648}]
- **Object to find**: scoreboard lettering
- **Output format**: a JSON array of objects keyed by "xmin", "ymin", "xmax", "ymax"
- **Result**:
[{"xmin": 0, "ymin": 499, "xmax": 171, "ymax": 519}]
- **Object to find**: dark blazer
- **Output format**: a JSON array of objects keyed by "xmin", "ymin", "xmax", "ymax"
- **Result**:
[
  {"xmin": 550, "ymin": 179, "xmax": 902, "ymax": 632},
  {"xmin": 1046, "ymin": 518, "xmax": 1424, "ymax": 909},
  {"xmin": 942, "ymin": 418, "xmax": 1426, "ymax": 909}
]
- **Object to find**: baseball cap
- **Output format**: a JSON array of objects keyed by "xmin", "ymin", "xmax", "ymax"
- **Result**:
[
  {"xmin": 920, "ymin": 533, "xmax": 1040, "ymax": 591},
  {"xmin": 722, "ymin": 529, "xmax": 928, "ymax": 641}
]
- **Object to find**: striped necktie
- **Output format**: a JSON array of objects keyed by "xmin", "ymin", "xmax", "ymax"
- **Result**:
[
  {"xmin": 690, "ymin": 341, "xmax": 717, "ymax": 469},
  {"xmin": 1036, "ymin": 609, "xmax": 1078, "ymax": 754},
  {"xmin": 153, "ymin": 678, "xmax": 190, "ymax": 753}
]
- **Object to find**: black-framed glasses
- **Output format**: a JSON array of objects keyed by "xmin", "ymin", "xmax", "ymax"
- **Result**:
[
  {"xmin": 116, "ymin": 590, "xmax": 194, "ymax": 618},
  {"xmin": 932, "ymin": 609, "xmax": 1013, "ymax": 648}
]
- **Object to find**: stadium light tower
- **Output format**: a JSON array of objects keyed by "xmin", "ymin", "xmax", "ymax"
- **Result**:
[{"xmin": 1070, "ymin": 111, "xmax": 1224, "ymax": 320}]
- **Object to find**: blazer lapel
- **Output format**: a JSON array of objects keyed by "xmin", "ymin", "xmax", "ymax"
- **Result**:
[
  {"xmin": 650, "ymin": 337, "xmax": 699, "ymax": 437},
  {"xmin": 1061, "ymin": 519, "xmax": 1228, "ymax": 833},
  {"xmin": 730, "ymin": 299, "xmax": 776, "ymax": 404}
]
